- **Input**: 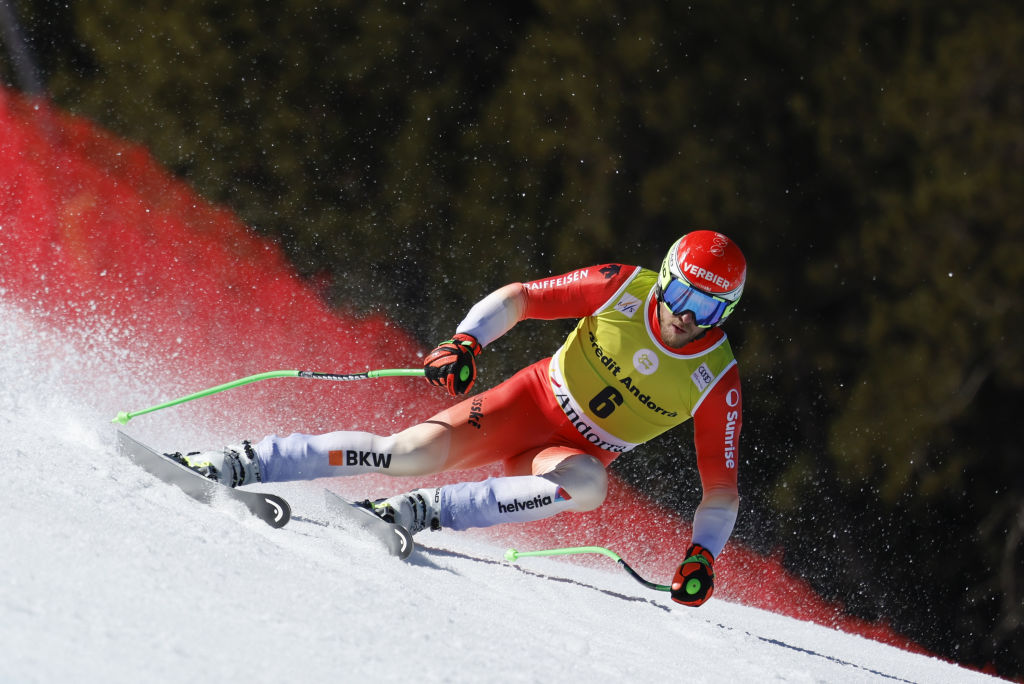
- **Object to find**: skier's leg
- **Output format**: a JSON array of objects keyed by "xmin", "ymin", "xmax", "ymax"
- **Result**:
[
  {"xmin": 253, "ymin": 360, "xmax": 555, "ymax": 483},
  {"xmin": 517, "ymin": 448, "xmax": 609, "ymax": 513},
  {"xmin": 253, "ymin": 419, "xmax": 451, "ymax": 482},
  {"xmin": 387, "ymin": 447, "xmax": 608, "ymax": 532},
  {"xmin": 370, "ymin": 360, "xmax": 611, "ymax": 532}
]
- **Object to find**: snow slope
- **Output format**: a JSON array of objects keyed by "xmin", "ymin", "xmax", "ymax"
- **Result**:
[{"xmin": 0, "ymin": 302, "xmax": 1004, "ymax": 684}]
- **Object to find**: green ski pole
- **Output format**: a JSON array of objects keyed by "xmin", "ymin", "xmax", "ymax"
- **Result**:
[
  {"xmin": 504, "ymin": 546, "xmax": 671, "ymax": 592},
  {"xmin": 111, "ymin": 368, "xmax": 425, "ymax": 425}
]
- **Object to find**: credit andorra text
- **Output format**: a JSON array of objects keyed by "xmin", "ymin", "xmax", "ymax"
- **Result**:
[
  {"xmin": 329, "ymin": 450, "xmax": 393, "ymax": 468},
  {"xmin": 554, "ymin": 392, "xmax": 631, "ymax": 453},
  {"xmin": 587, "ymin": 332, "xmax": 678, "ymax": 418}
]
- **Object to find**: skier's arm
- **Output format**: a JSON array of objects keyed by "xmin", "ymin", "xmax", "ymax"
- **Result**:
[
  {"xmin": 455, "ymin": 283, "xmax": 528, "ymax": 348},
  {"xmin": 425, "ymin": 265, "xmax": 637, "ymax": 395},
  {"xmin": 689, "ymin": 363, "xmax": 741, "ymax": 556},
  {"xmin": 671, "ymin": 364, "xmax": 742, "ymax": 607},
  {"xmin": 456, "ymin": 265, "xmax": 639, "ymax": 347}
]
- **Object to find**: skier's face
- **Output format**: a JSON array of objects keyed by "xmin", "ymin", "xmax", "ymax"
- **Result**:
[{"xmin": 657, "ymin": 302, "xmax": 704, "ymax": 348}]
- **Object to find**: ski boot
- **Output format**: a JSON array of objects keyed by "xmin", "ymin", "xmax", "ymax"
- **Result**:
[
  {"xmin": 167, "ymin": 442, "xmax": 261, "ymax": 488},
  {"xmin": 364, "ymin": 487, "xmax": 442, "ymax": 534}
]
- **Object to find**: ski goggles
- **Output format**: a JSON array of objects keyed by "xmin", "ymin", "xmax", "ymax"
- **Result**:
[{"xmin": 661, "ymin": 277, "xmax": 731, "ymax": 327}]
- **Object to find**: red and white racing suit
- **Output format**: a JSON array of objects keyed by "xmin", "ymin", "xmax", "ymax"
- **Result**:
[{"xmin": 254, "ymin": 264, "xmax": 741, "ymax": 556}]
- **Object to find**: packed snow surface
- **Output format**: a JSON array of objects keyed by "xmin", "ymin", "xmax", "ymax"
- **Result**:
[{"xmin": 0, "ymin": 302, "xmax": 1004, "ymax": 684}]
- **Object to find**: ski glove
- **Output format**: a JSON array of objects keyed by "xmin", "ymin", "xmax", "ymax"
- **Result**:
[
  {"xmin": 671, "ymin": 544, "xmax": 715, "ymax": 607},
  {"xmin": 424, "ymin": 333, "xmax": 482, "ymax": 396}
]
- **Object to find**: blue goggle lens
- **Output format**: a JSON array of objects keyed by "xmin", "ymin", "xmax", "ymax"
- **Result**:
[{"xmin": 662, "ymin": 278, "xmax": 729, "ymax": 327}]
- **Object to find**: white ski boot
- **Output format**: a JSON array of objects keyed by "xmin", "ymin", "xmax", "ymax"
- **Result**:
[
  {"xmin": 171, "ymin": 442, "xmax": 261, "ymax": 488},
  {"xmin": 370, "ymin": 487, "xmax": 442, "ymax": 534}
]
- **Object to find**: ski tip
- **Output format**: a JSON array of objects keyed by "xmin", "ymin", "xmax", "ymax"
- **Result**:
[
  {"xmin": 263, "ymin": 495, "xmax": 291, "ymax": 528},
  {"xmin": 393, "ymin": 526, "xmax": 415, "ymax": 560},
  {"xmin": 323, "ymin": 490, "xmax": 415, "ymax": 560}
]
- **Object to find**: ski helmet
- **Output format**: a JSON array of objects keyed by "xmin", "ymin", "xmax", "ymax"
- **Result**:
[{"xmin": 657, "ymin": 230, "xmax": 746, "ymax": 327}]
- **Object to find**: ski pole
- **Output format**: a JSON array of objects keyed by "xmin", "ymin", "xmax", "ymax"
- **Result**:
[
  {"xmin": 504, "ymin": 546, "xmax": 671, "ymax": 592},
  {"xmin": 111, "ymin": 368, "xmax": 425, "ymax": 425}
]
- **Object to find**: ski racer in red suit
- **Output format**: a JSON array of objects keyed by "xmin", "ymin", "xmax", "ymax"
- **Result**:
[{"xmin": 182, "ymin": 230, "xmax": 746, "ymax": 607}]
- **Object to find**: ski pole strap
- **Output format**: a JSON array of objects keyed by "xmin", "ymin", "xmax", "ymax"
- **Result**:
[
  {"xmin": 504, "ymin": 546, "xmax": 671, "ymax": 592},
  {"xmin": 111, "ymin": 368, "xmax": 425, "ymax": 424}
]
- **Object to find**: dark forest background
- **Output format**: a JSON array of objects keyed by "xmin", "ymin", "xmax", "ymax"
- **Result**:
[{"xmin": 3, "ymin": 0, "xmax": 1021, "ymax": 677}]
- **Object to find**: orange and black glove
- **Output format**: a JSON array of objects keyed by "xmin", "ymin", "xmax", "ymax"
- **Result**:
[
  {"xmin": 423, "ymin": 333, "xmax": 482, "ymax": 396},
  {"xmin": 671, "ymin": 543, "xmax": 715, "ymax": 607}
]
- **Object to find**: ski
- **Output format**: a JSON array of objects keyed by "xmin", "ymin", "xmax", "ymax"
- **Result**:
[
  {"xmin": 116, "ymin": 430, "xmax": 291, "ymax": 528},
  {"xmin": 323, "ymin": 490, "xmax": 414, "ymax": 560}
]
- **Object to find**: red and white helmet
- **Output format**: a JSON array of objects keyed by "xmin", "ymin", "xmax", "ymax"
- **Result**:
[{"xmin": 658, "ymin": 231, "xmax": 746, "ymax": 326}]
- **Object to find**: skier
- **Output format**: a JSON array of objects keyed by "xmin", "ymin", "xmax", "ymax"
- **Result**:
[{"xmin": 181, "ymin": 230, "xmax": 745, "ymax": 607}]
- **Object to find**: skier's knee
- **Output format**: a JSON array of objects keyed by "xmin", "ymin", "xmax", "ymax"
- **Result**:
[{"xmin": 542, "ymin": 454, "xmax": 607, "ymax": 512}]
